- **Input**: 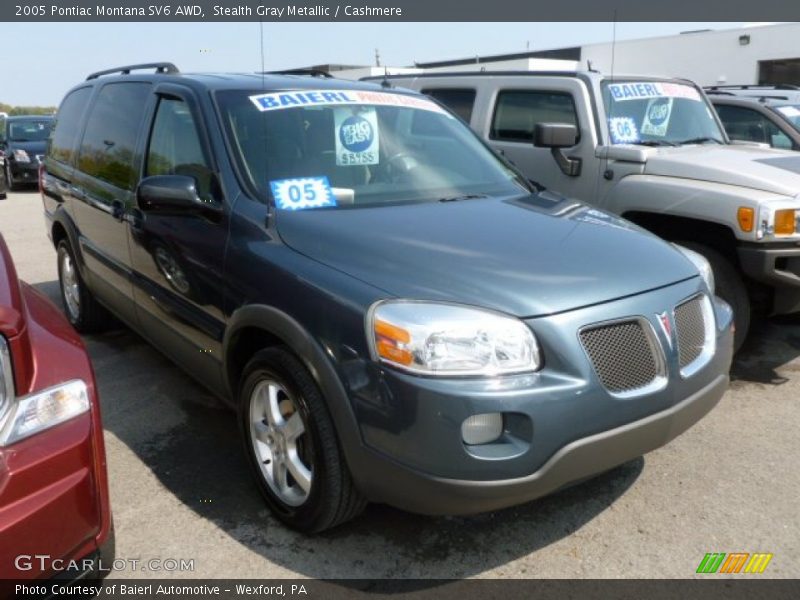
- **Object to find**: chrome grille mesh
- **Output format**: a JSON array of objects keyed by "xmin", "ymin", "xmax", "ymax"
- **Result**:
[
  {"xmin": 675, "ymin": 296, "xmax": 707, "ymax": 369},
  {"xmin": 579, "ymin": 320, "xmax": 658, "ymax": 394}
]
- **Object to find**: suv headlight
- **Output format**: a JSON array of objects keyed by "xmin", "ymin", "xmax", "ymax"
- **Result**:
[
  {"xmin": 12, "ymin": 148, "xmax": 30, "ymax": 163},
  {"xmin": 674, "ymin": 245, "xmax": 715, "ymax": 295},
  {"xmin": 368, "ymin": 301, "xmax": 541, "ymax": 376},
  {"xmin": 0, "ymin": 336, "xmax": 90, "ymax": 446}
]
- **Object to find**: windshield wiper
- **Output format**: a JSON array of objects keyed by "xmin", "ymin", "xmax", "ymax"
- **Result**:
[
  {"xmin": 676, "ymin": 137, "xmax": 723, "ymax": 145},
  {"xmin": 438, "ymin": 194, "xmax": 489, "ymax": 203},
  {"xmin": 637, "ymin": 140, "xmax": 678, "ymax": 147}
]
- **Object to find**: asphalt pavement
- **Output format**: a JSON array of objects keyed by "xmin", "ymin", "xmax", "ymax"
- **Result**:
[{"xmin": 1, "ymin": 189, "xmax": 797, "ymax": 579}]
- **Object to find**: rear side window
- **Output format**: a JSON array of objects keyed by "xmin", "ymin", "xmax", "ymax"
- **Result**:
[
  {"xmin": 490, "ymin": 91, "xmax": 578, "ymax": 142},
  {"xmin": 50, "ymin": 87, "xmax": 91, "ymax": 165},
  {"xmin": 77, "ymin": 82, "xmax": 151, "ymax": 190},
  {"xmin": 422, "ymin": 88, "xmax": 477, "ymax": 123}
]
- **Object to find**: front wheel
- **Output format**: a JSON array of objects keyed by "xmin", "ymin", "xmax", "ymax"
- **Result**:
[
  {"xmin": 239, "ymin": 348, "xmax": 366, "ymax": 532},
  {"xmin": 57, "ymin": 240, "xmax": 115, "ymax": 333},
  {"xmin": 678, "ymin": 241, "xmax": 750, "ymax": 352}
]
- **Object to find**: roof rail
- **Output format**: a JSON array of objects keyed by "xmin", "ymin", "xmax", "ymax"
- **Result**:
[
  {"xmin": 704, "ymin": 84, "xmax": 800, "ymax": 91},
  {"xmin": 86, "ymin": 62, "xmax": 179, "ymax": 81},
  {"xmin": 264, "ymin": 69, "xmax": 334, "ymax": 78}
]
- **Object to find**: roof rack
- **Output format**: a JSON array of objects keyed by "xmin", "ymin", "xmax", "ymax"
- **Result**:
[
  {"xmin": 704, "ymin": 84, "xmax": 800, "ymax": 91},
  {"xmin": 86, "ymin": 62, "xmax": 179, "ymax": 81},
  {"xmin": 264, "ymin": 69, "xmax": 334, "ymax": 78}
]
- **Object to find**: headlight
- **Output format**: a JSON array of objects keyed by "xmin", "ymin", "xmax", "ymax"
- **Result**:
[
  {"xmin": 0, "ymin": 380, "xmax": 90, "ymax": 446},
  {"xmin": 12, "ymin": 148, "xmax": 30, "ymax": 163},
  {"xmin": 674, "ymin": 245, "xmax": 715, "ymax": 295},
  {"xmin": 368, "ymin": 301, "xmax": 541, "ymax": 376}
]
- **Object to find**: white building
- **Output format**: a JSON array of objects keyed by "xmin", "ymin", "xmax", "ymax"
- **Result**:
[{"xmin": 320, "ymin": 23, "xmax": 800, "ymax": 87}]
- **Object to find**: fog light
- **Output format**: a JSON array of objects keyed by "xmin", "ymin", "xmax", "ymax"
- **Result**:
[{"xmin": 461, "ymin": 413, "xmax": 503, "ymax": 445}]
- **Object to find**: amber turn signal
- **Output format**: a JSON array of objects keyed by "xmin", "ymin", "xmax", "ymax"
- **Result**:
[{"xmin": 737, "ymin": 207, "xmax": 754, "ymax": 233}]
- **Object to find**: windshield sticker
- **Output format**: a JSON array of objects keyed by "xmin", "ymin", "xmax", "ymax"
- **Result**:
[
  {"xmin": 335, "ymin": 108, "xmax": 379, "ymax": 166},
  {"xmin": 608, "ymin": 82, "xmax": 701, "ymax": 103},
  {"xmin": 641, "ymin": 97, "xmax": 674, "ymax": 137},
  {"xmin": 608, "ymin": 117, "xmax": 640, "ymax": 144},
  {"xmin": 270, "ymin": 176, "xmax": 336, "ymax": 210},
  {"xmin": 250, "ymin": 89, "xmax": 449, "ymax": 115},
  {"xmin": 777, "ymin": 105, "xmax": 800, "ymax": 119}
]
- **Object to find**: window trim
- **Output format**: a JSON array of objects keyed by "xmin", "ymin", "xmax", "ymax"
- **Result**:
[{"xmin": 489, "ymin": 88, "xmax": 581, "ymax": 145}]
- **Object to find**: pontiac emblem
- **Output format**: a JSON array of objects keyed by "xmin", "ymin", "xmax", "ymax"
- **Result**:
[{"xmin": 657, "ymin": 311, "xmax": 673, "ymax": 347}]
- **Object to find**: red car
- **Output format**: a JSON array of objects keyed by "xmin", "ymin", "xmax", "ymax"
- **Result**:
[{"xmin": 0, "ymin": 233, "xmax": 113, "ymax": 580}]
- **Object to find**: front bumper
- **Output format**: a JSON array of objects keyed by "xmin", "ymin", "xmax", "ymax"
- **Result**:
[
  {"xmin": 8, "ymin": 159, "xmax": 41, "ymax": 183},
  {"xmin": 348, "ymin": 277, "xmax": 733, "ymax": 515},
  {"xmin": 738, "ymin": 244, "xmax": 800, "ymax": 313},
  {"xmin": 356, "ymin": 372, "xmax": 728, "ymax": 515}
]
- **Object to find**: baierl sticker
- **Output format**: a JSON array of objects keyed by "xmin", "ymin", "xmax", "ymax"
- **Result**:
[{"xmin": 335, "ymin": 108, "xmax": 379, "ymax": 166}]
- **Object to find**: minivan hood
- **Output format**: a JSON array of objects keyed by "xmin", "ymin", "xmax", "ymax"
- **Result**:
[
  {"xmin": 276, "ymin": 195, "xmax": 698, "ymax": 318},
  {"xmin": 642, "ymin": 144, "xmax": 800, "ymax": 197},
  {"xmin": 8, "ymin": 140, "xmax": 46, "ymax": 155}
]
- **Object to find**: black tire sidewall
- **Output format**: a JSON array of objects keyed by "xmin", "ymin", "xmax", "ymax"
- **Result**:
[{"xmin": 238, "ymin": 349, "xmax": 332, "ymax": 531}]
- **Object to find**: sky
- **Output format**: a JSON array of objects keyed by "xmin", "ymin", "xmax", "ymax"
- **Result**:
[{"xmin": 0, "ymin": 21, "xmax": 747, "ymax": 106}]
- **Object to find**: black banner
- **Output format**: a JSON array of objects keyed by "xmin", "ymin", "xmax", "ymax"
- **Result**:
[{"xmin": 4, "ymin": 0, "xmax": 800, "ymax": 22}]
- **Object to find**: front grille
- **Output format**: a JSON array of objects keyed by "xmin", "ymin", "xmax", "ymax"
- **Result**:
[
  {"xmin": 580, "ymin": 320, "xmax": 660, "ymax": 394},
  {"xmin": 675, "ymin": 295, "xmax": 707, "ymax": 369}
]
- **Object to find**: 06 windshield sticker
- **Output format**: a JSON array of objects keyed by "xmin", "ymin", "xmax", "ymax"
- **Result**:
[
  {"xmin": 608, "ymin": 117, "xmax": 640, "ymax": 144},
  {"xmin": 641, "ymin": 97, "xmax": 674, "ymax": 137},
  {"xmin": 249, "ymin": 89, "xmax": 450, "ymax": 114},
  {"xmin": 608, "ymin": 82, "xmax": 701, "ymax": 102},
  {"xmin": 335, "ymin": 108, "xmax": 379, "ymax": 166},
  {"xmin": 270, "ymin": 177, "xmax": 337, "ymax": 210}
]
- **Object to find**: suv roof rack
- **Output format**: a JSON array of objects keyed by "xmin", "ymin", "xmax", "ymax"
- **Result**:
[
  {"xmin": 86, "ymin": 62, "xmax": 179, "ymax": 81},
  {"xmin": 704, "ymin": 84, "xmax": 800, "ymax": 91},
  {"xmin": 264, "ymin": 69, "xmax": 334, "ymax": 78}
]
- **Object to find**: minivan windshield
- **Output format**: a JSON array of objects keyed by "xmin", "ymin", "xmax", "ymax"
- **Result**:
[
  {"xmin": 8, "ymin": 118, "xmax": 53, "ymax": 142},
  {"xmin": 215, "ymin": 89, "xmax": 526, "ymax": 209},
  {"xmin": 601, "ymin": 80, "xmax": 725, "ymax": 146}
]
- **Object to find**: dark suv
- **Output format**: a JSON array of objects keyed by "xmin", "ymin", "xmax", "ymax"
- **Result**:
[
  {"xmin": 1, "ymin": 115, "xmax": 53, "ymax": 190},
  {"xmin": 41, "ymin": 63, "xmax": 733, "ymax": 532}
]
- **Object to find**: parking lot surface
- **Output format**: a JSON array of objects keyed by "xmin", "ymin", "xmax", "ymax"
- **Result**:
[{"xmin": 1, "ymin": 189, "xmax": 798, "ymax": 579}]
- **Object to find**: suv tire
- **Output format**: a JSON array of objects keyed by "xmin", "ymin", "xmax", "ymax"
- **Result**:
[
  {"xmin": 678, "ymin": 241, "xmax": 750, "ymax": 352},
  {"xmin": 239, "ymin": 347, "xmax": 366, "ymax": 532},
  {"xmin": 57, "ymin": 239, "xmax": 115, "ymax": 333}
]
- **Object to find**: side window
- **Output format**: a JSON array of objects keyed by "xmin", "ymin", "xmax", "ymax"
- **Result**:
[
  {"xmin": 146, "ymin": 97, "xmax": 214, "ymax": 200},
  {"xmin": 422, "ymin": 88, "xmax": 477, "ymax": 123},
  {"xmin": 77, "ymin": 82, "xmax": 151, "ymax": 190},
  {"xmin": 490, "ymin": 90, "xmax": 578, "ymax": 143},
  {"xmin": 716, "ymin": 104, "xmax": 792, "ymax": 148},
  {"xmin": 49, "ymin": 87, "xmax": 91, "ymax": 165}
]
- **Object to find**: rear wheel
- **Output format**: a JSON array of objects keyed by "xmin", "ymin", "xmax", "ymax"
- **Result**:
[
  {"xmin": 239, "ymin": 347, "xmax": 366, "ymax": 532},
  {"xmin": 57, "ymin": 239, "xmax": 114, "ymax": 333},
  {"xmin": 678, "ymin": 241, "xmax": 750, "ymax": 352},
  {"xmin": 4, "ymin": 163, "xmax": 17, "ymax": 192}
]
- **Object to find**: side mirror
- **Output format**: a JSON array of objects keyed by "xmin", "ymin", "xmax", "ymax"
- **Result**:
[
  {"xmin": 533, "ymin": 123, "xmax": 582, "ymax": 178},
  {"xmin": 533, "ymin": 123, "xmax": 578, "ymax": 148},
  {"xmin": 137, "ymin": 175, "xmax": 219, "ymax": 215}
]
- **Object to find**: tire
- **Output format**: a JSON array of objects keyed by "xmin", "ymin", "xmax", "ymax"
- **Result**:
[
  {"xmin": 239, "ymin": 347, "xmax": 366, "ymax": 533},
  {"xmin": 56, "ymin": 239, "xmax": 115, "ymax": 333},
  {"xmin": 678, "ymin": 241, "xmax": 750, "ymax": 352},
  {"xmin": 5, "ymin": 163, "xmax": 16, "ymax": 192}
]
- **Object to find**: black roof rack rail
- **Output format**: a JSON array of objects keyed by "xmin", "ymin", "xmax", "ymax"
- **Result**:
[
  {"xmin": 86, "ymin": 62, "xmax": 179, "ymax": 81},
  {"xmin": 704, "ymin": 84, "xmax": 800, "ymax": 91},
  {"xmin": 264, "ymin": 69, "xmax": 334, "ymax": 78}
]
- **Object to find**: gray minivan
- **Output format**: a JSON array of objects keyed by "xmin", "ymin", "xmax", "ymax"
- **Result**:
[{"xmin": 42, "ymin": 64, "xmax": 733, "ymax": 531}]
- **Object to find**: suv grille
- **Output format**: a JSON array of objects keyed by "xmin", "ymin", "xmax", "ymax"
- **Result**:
[
  {"xmin": 580, "ymin": 320, "xmax": 660, "ymax": 394},
  {"xmin": 675, "ymin": 295, "xmax": 707, "ymax": 369}
]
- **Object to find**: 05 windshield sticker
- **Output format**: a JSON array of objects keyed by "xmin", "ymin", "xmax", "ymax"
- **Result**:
[
  {"xmin": 608, "ymin": 117, "xmax": 640, "ymax": 144},
  {"xmin": 641, "ymin": 97, "xmax": 674, "ymax": 137},
  {"xmin": 335, "ymin": 108, "xmax": 379, "ymax": 166},
  {"xmin": 608, "ymin": 82, "xmax": 701, "ymax": 103},
  {"xmin": 249, "ymin": 89, "xmax": 450, "ymax": 115},
  {"xmin": 270, "ymin": 177, "xmax": 337, "ymax": 210}
]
